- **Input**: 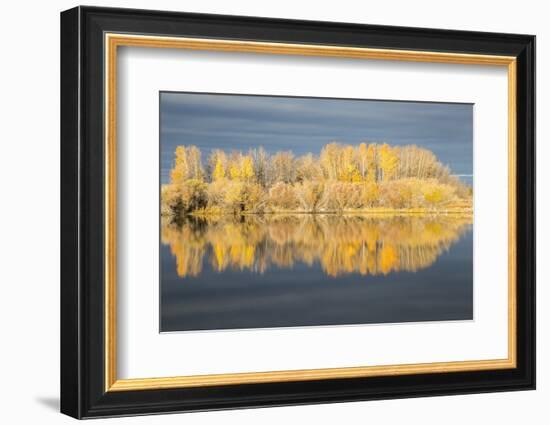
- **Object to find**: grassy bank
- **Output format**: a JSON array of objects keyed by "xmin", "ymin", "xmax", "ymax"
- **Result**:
[{"xmin": 188, "ymin": 206, "xmax": 473, "ymax": 218}]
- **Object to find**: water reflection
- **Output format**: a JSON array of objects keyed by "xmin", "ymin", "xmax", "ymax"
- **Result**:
[{"xmin": 161, "ymin": 215, "xmax": 472, "ymax": 279}]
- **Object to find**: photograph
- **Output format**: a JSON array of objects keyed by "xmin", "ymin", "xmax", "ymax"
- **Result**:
[
  {"xmin": 57, "ymin": 4, "xmax": 536, "ymax": 420},
  {"xmin": 159, "ymin": 92, "xmax": 474, "ymax": 332}
]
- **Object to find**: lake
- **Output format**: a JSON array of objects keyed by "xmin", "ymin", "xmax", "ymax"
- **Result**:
[{"xmin": 160, "ymin": 214, "xmax": 473, "ymax": 332}]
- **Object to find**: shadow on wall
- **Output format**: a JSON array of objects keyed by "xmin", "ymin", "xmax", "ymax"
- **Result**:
[{"xmin": 35, "ymin": 396, "xmax": 59, "ymax": 412}]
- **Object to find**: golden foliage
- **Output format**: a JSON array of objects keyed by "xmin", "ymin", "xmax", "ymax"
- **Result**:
[
  {"xmin": 170, "ymin": 146, "xmax": 188, "ymax": 184},
  {"xmin": 212, "ymin": 157, "xmax": 225, "ymax": 180},
  {"xmin": 241, "ymin": 156, "xmax": 255, "ymax": 182},
  {"xmin": 268, "ymin": 182, "xmax": 300, "ymax": 210},
  {"xmin": 379, "ymin": 144, "xmax": 399, "ymax": 181},
  {"xmin": 162, "ymin": 144, "xmax": 472, "ymax": 220}
]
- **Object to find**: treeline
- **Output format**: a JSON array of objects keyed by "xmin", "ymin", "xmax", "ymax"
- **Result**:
[{"xmin": 161, "ymin": 142, "xmax": 472, "ymax": 218}]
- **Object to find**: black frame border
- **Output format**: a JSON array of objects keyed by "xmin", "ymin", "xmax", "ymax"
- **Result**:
[{"xmin": 61, "ymin": 6, "xmax": 535, "ymax": 419}]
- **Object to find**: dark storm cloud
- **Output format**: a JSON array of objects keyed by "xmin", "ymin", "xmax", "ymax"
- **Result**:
[{"xmin": 160, "ymin": 92, "xmax": 473, "ymax": 183}]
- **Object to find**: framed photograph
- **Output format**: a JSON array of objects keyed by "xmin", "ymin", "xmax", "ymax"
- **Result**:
[{"xmin": 60, "ymin": 6, "xmax": 535, "ymax": 419}]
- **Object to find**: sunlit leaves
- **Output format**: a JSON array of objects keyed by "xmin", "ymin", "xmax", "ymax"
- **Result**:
[
  {"xmin": 379, "ymin": 144, "xmax": 399, "ymax": 182},
  {"xmin": 241, "ymin": 156, "xmax": 255, "ymax": 182},
  {"xmin": 170, "ymin": 146, "xmax": 188, "ymax": 184},
  {"xmin": 170, "ymin": 145, "xmax": 204, "ymax": 184},
  {"xmin": 212, "ymin": 158, "xmax": 225, "ymax": 180},
  {"xmin": 163, "ymin": 143, "xmax": 472, "ymax": 219}
]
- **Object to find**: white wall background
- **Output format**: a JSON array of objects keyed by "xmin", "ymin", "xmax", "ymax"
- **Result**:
[{"xmin": 0, "ymin": 0, "xmax": 545, "ymax": 423}]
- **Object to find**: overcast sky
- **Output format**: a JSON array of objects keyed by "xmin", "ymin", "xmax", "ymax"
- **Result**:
[{"xmin": 160, "ymin": 92, "xmax": 473, "ymax": 184}]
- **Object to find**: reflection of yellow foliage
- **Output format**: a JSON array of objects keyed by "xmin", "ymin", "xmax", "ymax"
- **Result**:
[
  {"xmin": 213, "ymin": 243, "xmax": 227, "ymax": 271},
  {"xmin": 161, "ymin": 215, "xmax": 471, "ymax": 279},
  {"xmin": 161, "ymin": 224, "xmax": 204, "ymax": 278},
  {"xmin": 380, "ymin": 245, "xmax": 398, "ymax": 274},
  {"xmin": 244, "ymin": 245, "xmax": 255, "ymax": 268}
]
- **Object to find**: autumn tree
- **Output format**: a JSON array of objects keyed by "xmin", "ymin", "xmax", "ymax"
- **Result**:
[
  {"xmin": 227, "ymin": 152, "xmax": 243, "ymax": 180},
  {"xmin": 268, "ymin": 182, "xmax": 300, "ymax": 210},
  {"xmin": 366, "ymin": 144, "xmax": 378, "ymax": 183},
  {"xmin": 250, "ymin": 147, "xmax": 269, "ymax": 187},
  {"xmin": 295, "ymin": 153, "xmax": 322, "ymax": 183},
  {"xmin": 170, "ymin": 146, "xmax": 189, "ymax": 184},
  {"xmin": 212, "ymin": 159, "xmax": 225, "ymax": 181},
  {"xmin": 379, "ymin": 144, "xmax": 399, "ymax": 181},
  {"xmin": 240, "ymin": 155, "xmax": 255, "ymax": 182},
  {"xmin": 339, "ymin": 145, "xmax": 361, "ymax": 182},
  {"xmin": 269, "ymin": 151, "xmax": 295, "ymax": 185},
  {"xmin": 361, "ymin": 182, "xmax": 379, "ymax": 207},
  {"xmin": 162, "ymin": 143, "xmax": 472, "ymax": 217},
  {"xmin": 186, "ymin": 145, "xmax": 204, "ymax": 181},
  {"xmin": 320, "ymin": 142, "xmax": 342, "ymax": 180},
  {"xmin": 294, "ymin": 181, "xmax": 325, "ymax": 212},
  {"xmin": 356, "ymin": 143, "xmax": 369, "ymax": 179},
  {"xmin": 208, "ymin": 149, "xmax": 227, "ymax": 181}
]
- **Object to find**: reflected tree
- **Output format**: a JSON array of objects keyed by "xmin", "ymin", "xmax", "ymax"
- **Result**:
[{"xmin": 161, "ymin": 215, "xmax": 472, "ymax": 278}]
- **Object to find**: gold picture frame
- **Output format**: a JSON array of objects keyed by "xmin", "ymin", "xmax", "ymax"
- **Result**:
[{"xmin": 104, "ymin": 33, "xmax": 517, "ymax": 392}]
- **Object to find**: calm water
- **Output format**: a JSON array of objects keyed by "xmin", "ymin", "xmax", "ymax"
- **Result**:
[{"xmin": 160, "ymin": 215, "xmax": 473, "ymax": 332}]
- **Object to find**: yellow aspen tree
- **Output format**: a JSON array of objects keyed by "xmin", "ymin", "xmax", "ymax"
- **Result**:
[
  {"xmin": 170, "ymin": 145, "xmax": 188, "ymax": 184},
  {"xmin": 270, "ymin": 151, "xmax": 295, "ymax": 184},
  {"xmin": 208, "ymin": 149, "xmax": 226, "ymax": 181},
  {"xmin": 240, "ymin": 156, "xmax": 255, "ymax": 182},
  {"xmin": 357, "ymin": 143, "xmax": 369, "ymax": 180},
  {"xmin": 366, "ymin": 144, "xmax": 377, "ymax": 183},
  {"xmin": 186, "ymin": 145, "xmax": 204, "ymax": 180},
  {"xmin": 212, "ymin": 157, "xmax": 225, "ymax": 180},
  {"xmin": 229, "ymin": 164, "xmax": 241, "ymax": 180},
  {"xmin": 320, "ymin": 142, "xmax": 341, "ymax": 180},
  {"xmin": 341, "ymin": 164, "xmax": 361, "ymax": 182},
  {"xmin": 379, "ymin": 144, "xmax": 399, "ymax": 181},
  {"xmin": 339, "ymin": 145, "xmax": 360, "ymax": 182},
  {"xmin": 295, "ymin": 153, "xmax": 321, "ymax": 183}
]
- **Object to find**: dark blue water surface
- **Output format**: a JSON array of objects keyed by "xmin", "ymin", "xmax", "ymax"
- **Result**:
[{"xmin": 160, "ymin": 216, "xmax": 473, "ymax": 332}]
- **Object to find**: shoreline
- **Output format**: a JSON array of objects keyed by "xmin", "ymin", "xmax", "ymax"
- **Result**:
[{"xmin": 185, "ymin": 208, "xmax": 473, "ymax": 218}]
